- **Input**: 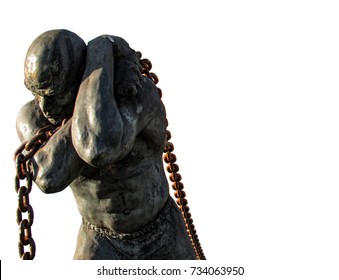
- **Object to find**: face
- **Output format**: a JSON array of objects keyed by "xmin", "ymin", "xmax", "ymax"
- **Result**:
[{"xmin": 32, "ymin": 85, "xmax": 77, "ymax": 125}]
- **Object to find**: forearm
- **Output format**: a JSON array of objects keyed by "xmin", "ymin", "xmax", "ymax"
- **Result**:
[
  {"xmin": 71, "ymin": 36, "xmax": 124, "ymax": 167},
  {"xmin": 30, "ymin": 120, "xmax": 86, "ymax": 193}
]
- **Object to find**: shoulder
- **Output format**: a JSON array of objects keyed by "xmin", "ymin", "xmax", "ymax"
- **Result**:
[{"xmin": 16, "ymin": 99, "xmax": 49, "ymax": 142}]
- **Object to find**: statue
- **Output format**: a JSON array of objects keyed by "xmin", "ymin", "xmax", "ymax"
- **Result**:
[{"xmin": 16, "ymin": 29, "xmax": 197, "ymax": 260}]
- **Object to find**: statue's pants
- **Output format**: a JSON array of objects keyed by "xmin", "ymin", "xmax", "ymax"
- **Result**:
[{"xmin": 73, "ymin": 197, "xmax": 196, "ymax": 260}]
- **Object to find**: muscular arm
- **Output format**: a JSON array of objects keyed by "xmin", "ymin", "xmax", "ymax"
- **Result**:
[
  {"xmin": 16, "ymin": 99, "xmax": 50, "ymax": 142},
  {"xmin": 16, "ymin": 100, "xmax": 86, "ymax": 193},
  {"xmin": 71, "ymin": 36, "xmax": 165, "ymax": 168}
]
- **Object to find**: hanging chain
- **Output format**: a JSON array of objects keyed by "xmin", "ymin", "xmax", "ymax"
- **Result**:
[
  {"xmin": 137, "ymin": 51, "xmax": 206, "ymax": 260},
  {"xmin": 14, "ymin": 119, "xmax": 68, "ymax": 260}
]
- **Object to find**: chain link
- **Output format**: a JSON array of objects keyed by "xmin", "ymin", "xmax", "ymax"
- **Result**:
[
  {"xmin": 14, "ymin": 119, "xmax": 69, "ymax": 260},
  {"xmin": 138, "ymin": 51, "xmax": 206, "ymax": 260}
]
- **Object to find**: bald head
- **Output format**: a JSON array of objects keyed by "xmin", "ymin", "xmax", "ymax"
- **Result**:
[{"xmin": 24, "ymin": 29, "xmax": 86, "ymax": 95}]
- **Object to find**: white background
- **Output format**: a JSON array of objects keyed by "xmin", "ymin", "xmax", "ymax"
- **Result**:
[{"xmin": 1, "ymin": 0, "xmax": 339, "ymax": 279}]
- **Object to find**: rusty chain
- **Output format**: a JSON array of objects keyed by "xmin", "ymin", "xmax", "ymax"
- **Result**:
[
  {"xmin": 137, "ymin": 51, "xmax": 206, "ymax": 260},
  {"xmin": 14, "ymin": 119, "xmax": 68, "ymax": 260}
]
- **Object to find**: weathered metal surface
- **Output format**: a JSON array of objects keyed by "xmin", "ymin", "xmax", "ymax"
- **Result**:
[{"xmin": 15, "ymin": 29, "xmax": 204, "ymax": 260}]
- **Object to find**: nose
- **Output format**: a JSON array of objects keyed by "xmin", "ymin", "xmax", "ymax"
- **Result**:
[{"xmin": 39, "ymin": 96, "xmax": 55, "ymax": 116}]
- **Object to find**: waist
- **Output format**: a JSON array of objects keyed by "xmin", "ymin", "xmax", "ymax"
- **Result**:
[{"xmin": 82, "ymin": 197, "xmax": 172, "ymax": 240}]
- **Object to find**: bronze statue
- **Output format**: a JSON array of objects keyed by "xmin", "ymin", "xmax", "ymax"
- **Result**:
[{"xmin": 16, "ymin": 29, "xmax": 196, "ymax": 259}]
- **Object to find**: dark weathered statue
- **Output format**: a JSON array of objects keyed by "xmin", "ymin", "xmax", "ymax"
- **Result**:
[{"xmin": 16, "ymin": 29, "xmax": 196, "ymax": 259}]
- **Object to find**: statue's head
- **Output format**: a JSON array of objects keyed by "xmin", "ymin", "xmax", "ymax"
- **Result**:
[{"xmin": 24, "ymin": 29, "xmax": 86, "ymax": 124}]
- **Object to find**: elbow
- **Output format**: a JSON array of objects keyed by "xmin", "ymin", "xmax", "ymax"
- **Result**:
[
  {"xmin": 72, "ymin": 123, "xmax": 123, "ymax": 168},
  {"xmin": 34, "ymin": 174, "xmax": 67, "ymax": 194},
  {"xmin": 30, "ymin": 159, "xmax": 68, "ymax": 194},
  {"xmin": 74, "ymin": 139, "xmax": 122, "ymax": 168}
]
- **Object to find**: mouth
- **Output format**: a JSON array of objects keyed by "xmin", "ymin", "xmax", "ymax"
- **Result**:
[
  {"xmin": 44, "ymin": 114, "xmax": 60, "ymax": 120},
  {"xmin": 44, "ymin": 113, "xmax": 72, "ymax": 126},
  {"xmin": 45, "ymin": 114, "xmax": 59, "ymax": 118},
  {"xmin": 43, "ymin": 113, "xmax": 62, "ymax": 124}
]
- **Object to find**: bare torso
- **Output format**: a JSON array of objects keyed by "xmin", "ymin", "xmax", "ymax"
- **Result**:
[{"xmin": 70, "ymin": 135, "xmax": 169, "ymax": 233}]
